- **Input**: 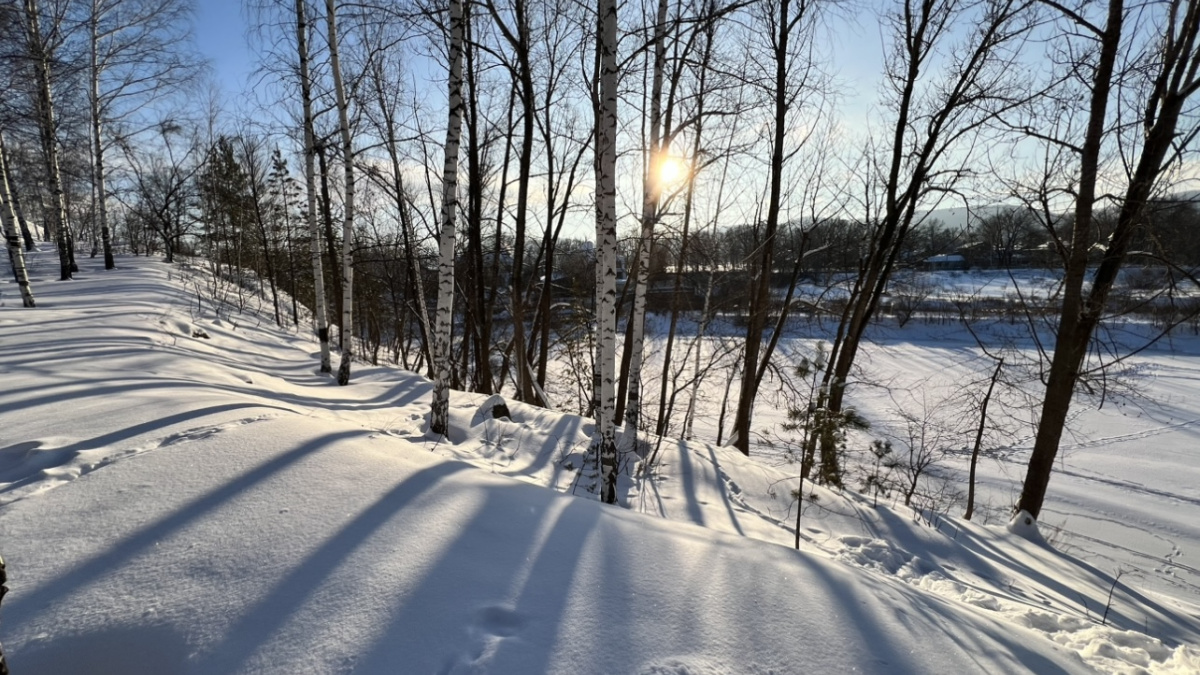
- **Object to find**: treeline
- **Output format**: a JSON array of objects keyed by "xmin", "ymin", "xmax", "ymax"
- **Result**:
[{"xmin": 5, "ymin": 0, "xmax": 1200, "ymax": 517}]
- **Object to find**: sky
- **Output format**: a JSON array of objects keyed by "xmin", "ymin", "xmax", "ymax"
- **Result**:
[
  {"xmin": 188, "ymin": 0, "xmax": 885, "ymax": 119},
  {"xmin": 192, "ymin": 0, "xmax": 258, "ymax": 100}
]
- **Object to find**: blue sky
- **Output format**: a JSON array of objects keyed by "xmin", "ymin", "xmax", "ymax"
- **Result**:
[
  {"xmin": 189, "ymin": 0, "xmax": 884, "ymax": 115},
  {"xmin": 193, "ymin": 0, "xmax": 257, "ymax": 96}
]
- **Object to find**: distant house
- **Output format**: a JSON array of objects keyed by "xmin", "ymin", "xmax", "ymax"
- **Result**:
[{"xmin": 922, "ymin": 254, "xmax": 968, "ymax": 271}]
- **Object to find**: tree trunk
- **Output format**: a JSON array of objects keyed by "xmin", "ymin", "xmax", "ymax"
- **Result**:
[
  {"xmin": 317, "ymin": 144, "xmax": 342, "ymax": 346},
  {"xmin": 1019, "ymin": 0, "xmax": 1200, "ymax": 519},
  {"xmin": 295, "ymin": 0, "xmax": 331, "ymax": 373},
  {"xmin": 463, "ymin": 0, "xmax": 494, "ymax": 394},
  {"xmin": 2, "ymin": 134, "xmax": 36, "ymax": 308},
  {"xmin": 595, "ymin": 0, "xmax": 621, "ymax": 503},
  {"xmin": 620, "ymin": 0, "xmax": 671, "ymax": 448},
  {"xmin": 24, "ymin": 0, "xmax": 72, "ymax": 281},
  {"xmin": 90, "ymin": 1, "xmax": 115, "ymax": 270},
  {"xmin": 324, "ymin": 0, "xmax": 356, "ymax": 386},
  {"xmin": 731, "ymin": 0, "xmax": 794, "ymax": 455},
  {"xmin": 964, "ymin": 358, "xmax": 1003, "ymax": 520},
  {"xmin": 0, "ymin": 146, "xmax": 34, "ymax": 251},
  {"xmin": 431, "ymin": 0, "xmax": 466, "ymax": 436}
]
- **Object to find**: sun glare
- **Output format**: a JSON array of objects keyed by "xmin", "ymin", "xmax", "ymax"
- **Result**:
[{"xmin": 656, "ymin": 155, "xmax": 686, "ymax": 187}]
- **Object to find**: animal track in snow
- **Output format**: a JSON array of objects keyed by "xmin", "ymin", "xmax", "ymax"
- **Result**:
[
  {"xmin": 0, "ymin": 415, "xmax": 276, "ymax": 506},
  {"xmin": 438, "ymin": 605, "xmax": 525, "ymax": 675}
]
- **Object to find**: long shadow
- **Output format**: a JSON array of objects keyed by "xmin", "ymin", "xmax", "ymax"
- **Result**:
[
  {"xmin": 829, "ymin": 560, "xmax": 1077, "ymax": 674},
  {"xmin": 11, "ymin": 622, "xmax": 189, "ymax": 675},
  {"xmin": 704, "ymin": 443, "xmax": 746, "ymax": 536},
  {"xmin": 2, "ymin": 345, "xmax": 171, "ymax": 370},
  {"xmin": 391, "ymin": 379, "xmax": 432, "ymax": 408},
  {"xmin": 676, "ymin": 441, "xmax": 706, "ymax": 527},
  {"xmin": 2, "ymin": 371, "xmax": 430, "ymax": 417},
  {"xmin": 3, "ymin": 380, "xmax": 213, "ymax": 413},
  {"xmin": 503, "ymin": 412, "xmax": 585, "ymax": 481},
  {"xmin": 196, "ymin": 461, "xmax": 471, "ymax": 673},
  {"xmin": 0, "ymin": 313, "xmax": 151, "ymax": 334},
  {"xmin": 353, "ymin": 486, "xmax": 599, "ymax": 673},
  {"xmin": 489, "ymin": 497, "xmax": 601, "ymax": 673},
  {"xmin": 952, "ymin": 525, "xmax": 1189, "ymax": 642},
  {"xmin": 0, "ymin": 402, "xmax": 290, "ymax": 493},
  {"xmin": 4, "ymin": 429, "xmax": 367, "ymax": 620},
  {"xmin": 802, "ymin": 560, "xmax": 932, "ymax": 673}
]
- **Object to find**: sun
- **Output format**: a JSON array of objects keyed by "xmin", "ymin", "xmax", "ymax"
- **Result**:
[{"xmin": 656, "ymin": 155, "xmax": 686, "ymax": 187}]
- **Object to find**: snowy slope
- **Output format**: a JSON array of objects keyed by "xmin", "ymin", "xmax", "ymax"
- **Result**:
[{"xmin": 0, "ymin": 250, "xmax": 1197, "ymax": 674}]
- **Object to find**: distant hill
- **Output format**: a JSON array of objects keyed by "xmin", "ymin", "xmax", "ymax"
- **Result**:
[{"xmin": 920, "ymin": 189, "xmax": 1200, "ymax": 231}]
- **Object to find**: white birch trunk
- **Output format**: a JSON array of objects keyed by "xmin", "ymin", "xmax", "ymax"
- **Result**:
[
  {"xmin": 324, "ymin": 0, "xmax": 355, "ymax": 386},
  {"xmin": 296, "ymin": 0, "xmax": 331, "ymax": 373},
  {"xmin": 89, "ymin": 0, "xmax": 114, "ymax": 270},
  {"xmin": 0, "ymin": 146, "xmax": 34, "ymax": 251},
  {"xmin": 24, "ymin": 0, "xmax": 73, "ymax": 281},
  {"xmin": 595, "ymin": 0, "xmax": 620, "ymax": 504},
  {"xmin": 1, "ymin": 133, "xmax": 36, "ymax": 308},
  {"xmin": 431, "ymin": 0, "xmax": 466, "ymax": 436}
]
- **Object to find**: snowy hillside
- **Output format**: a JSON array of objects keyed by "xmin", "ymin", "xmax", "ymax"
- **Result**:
[{"xmin": 1, "ymin": 250, "xmax": 1198, "ymax": 674}]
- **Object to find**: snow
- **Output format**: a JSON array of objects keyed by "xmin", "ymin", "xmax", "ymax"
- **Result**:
[{"xmin": 2, "ymin": 249, "xmax": 1199, "ymax": 673}]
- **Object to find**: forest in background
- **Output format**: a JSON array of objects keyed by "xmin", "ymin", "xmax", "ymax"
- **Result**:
[{"xmin": 5, "ymin": 0, "xmax": 1200, "ymax": 519}]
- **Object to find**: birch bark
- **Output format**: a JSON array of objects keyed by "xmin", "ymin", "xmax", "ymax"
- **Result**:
[
  {"xmin": 595, "ymin": 0, "xmax": 620, "ymax": 503},
  {"xmin": 431, "ymin": 0, "xmax": 466, "ymax": 436},
  {"xmin": 89, "ymin": 0, "xmax": 115, "ymax": 270},
  {"xmin": 296, "ymin": 0, "xmax": 331, "ymax": 373},
  {"xmin": 1, "ymin": 133, "xmax": 35, "ymax": 308},
  {"xmin": 23, "ymin": 0, "xmax": 73, "ymax": 281},
  {"xmin": 324, "ymin": 0, "xmax": 356, "ymax": 386}
]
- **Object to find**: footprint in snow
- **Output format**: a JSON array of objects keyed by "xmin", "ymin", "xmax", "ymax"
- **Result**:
[
  {"xmin": 473, "ymin": 604, "xmax": 524, "ymax": 637},
  {"xmin": 440, "ymin": 605, "xmax": 525, "ymax": 675}
]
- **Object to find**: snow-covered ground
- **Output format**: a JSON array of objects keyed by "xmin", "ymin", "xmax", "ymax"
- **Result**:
[{"xmin": 1, "ymin": 249, "xmax": 1198, "ymax": 674}]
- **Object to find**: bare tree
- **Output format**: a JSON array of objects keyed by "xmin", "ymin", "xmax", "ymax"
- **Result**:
[
  {"xmin": 482, "ymin": 0, "xmax": 540, "ymax": 404},
  {"xmin": 431, "ymin": 0, "xmax": 466, "ymax": 436},
  {"xmin": 323, "ymin": 0, "xmax": 357, "ymax": 386},
  {"xmin": 358, "ymin": 40, "xmax": 433, "ymax": 377},
  {"xmin": 85, "ymin": 0, "xmax": 196, "ymax": 271},
  {"xmin": 1, "ymin": 130, "xmax": 35, "ymax": 307},
  {"xmin": 123, "ymin": 122, "xmax": 203, "ymax": 264},
  {"xmin": 23, "ymin": 0, "xmax": 74, "ymax": 280},
  {"xmin": 614, "ymin": 0, "xmax": 675, "ymax": 444},
  {"xmin": 594, "ymin": 0, "xmax": 620, "ymax": 503},
  {"xmin": 728, "ymin": 0, "xmax": 828, "ymax": 455},
  {"xmin": 965, "ymin": 356, "xmax": 1003, "ymax": 520},
  {"xmin": 808, "ymin": 0, "xmax": 1035, "ymax": 483},
  {"xmin": 1018, "ymin": 0, "xmax": 1200, "ymax": 521},
  {"xmin": 294, "ymin": 0, "xmax": 332, "ymax": 372}
]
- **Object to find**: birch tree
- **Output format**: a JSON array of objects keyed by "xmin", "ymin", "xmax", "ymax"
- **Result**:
[
  {"xmin": 23, "ymin": 0, "xmax": 73, "ymax": 280},
  {"xmin": 0, "ymin": 143, "xmax": 35, "ymax": 252},
  {"xmin": 1, "ymin": 131, "xmax": 35, "ymax": 307},
  {"xmin": 294, "ymin": 0, "xmax": 332, "ymax": 373},
  {"xmin": 323, "ymin": 0, "xmax": 357, "ymax": 386},
  {"xmin": 359, "ymin": 40, "xmax": 433, "ymax": 376},
  {"xmin": 431, "ymin": 0, "xmax": 466, "ymax": 436},
  {"xmin": 84, "ymin": 0, "xmax": 195, "ymax": 271},
  {"xmin": 594, "ymin": 0, "xmax": 620, "ymax": 503}
]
